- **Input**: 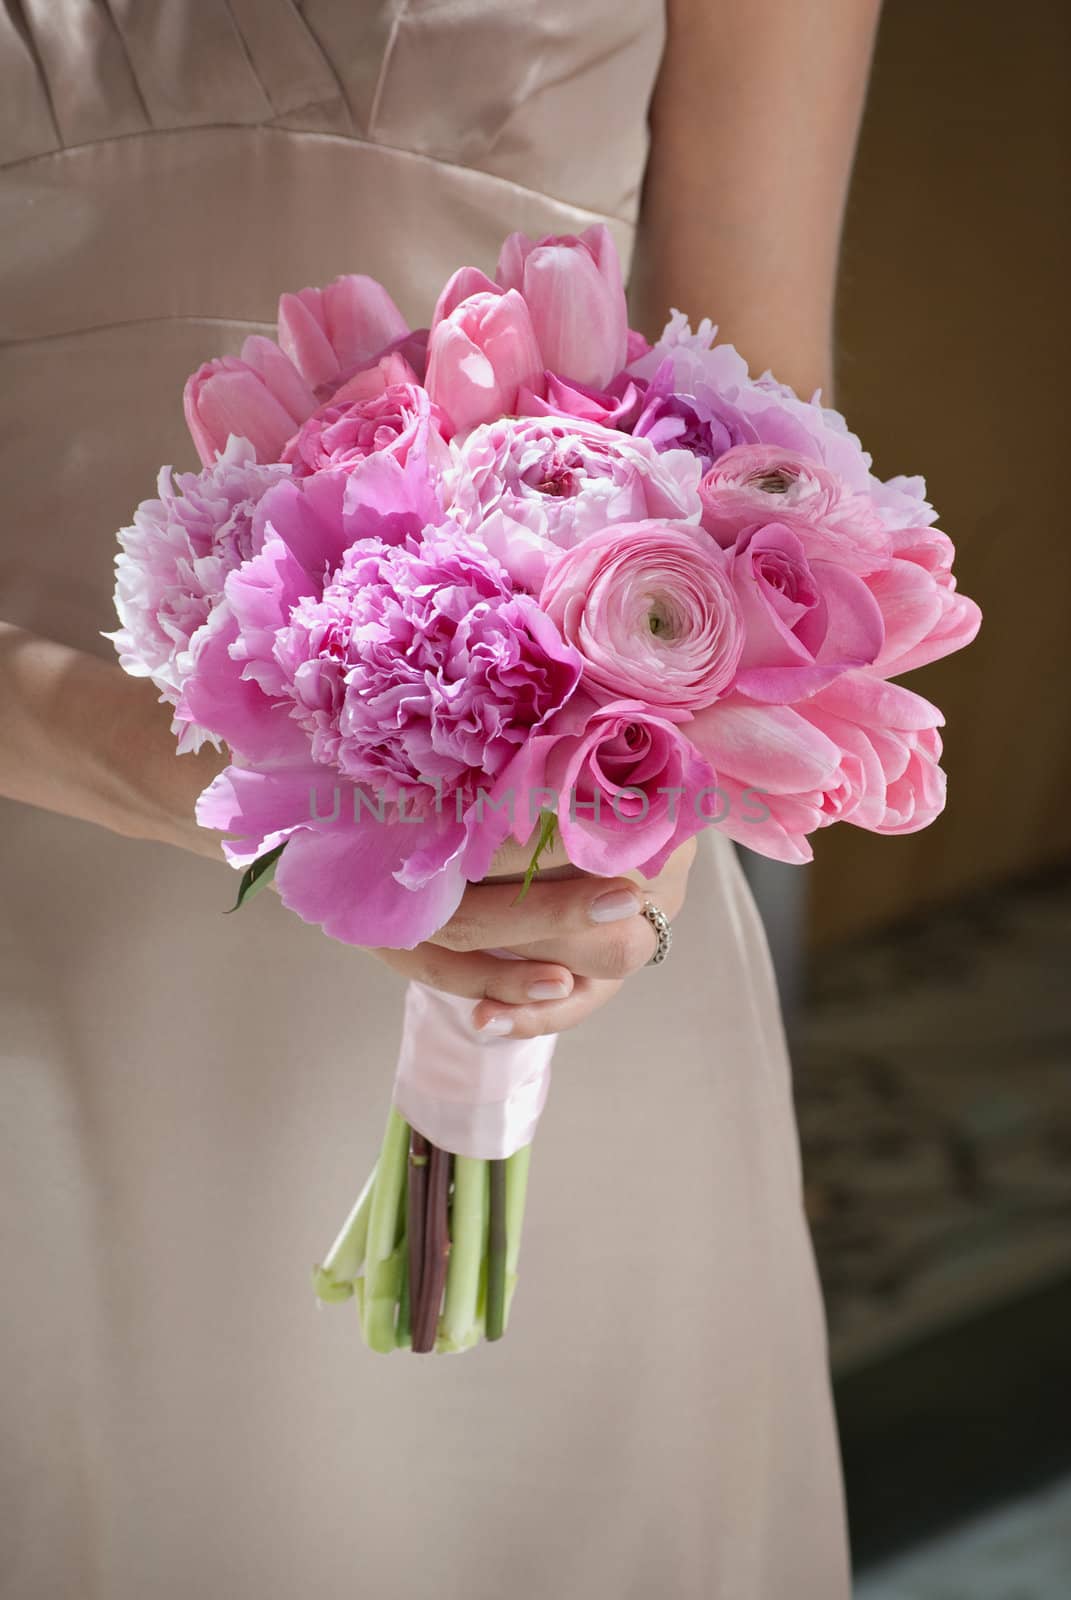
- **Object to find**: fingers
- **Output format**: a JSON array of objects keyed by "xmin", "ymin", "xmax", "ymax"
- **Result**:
[
  {"xmin": 504, "ymin": 838, "xmax": 696, "ymax": 978},
  {"xmin": 428, "ymin": 874, "xmax": 644, "ymax": 954},
  {"xmin": 371, "ymin": 944, "xmax": 575, "ymax": 1006},
  {"xmin": 471, "ymin": 977, "xmax": 623, "ymax": 1040}
]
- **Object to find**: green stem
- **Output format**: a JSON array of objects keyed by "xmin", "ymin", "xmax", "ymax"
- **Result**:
[
  {"xmin": 441, "ymin": 1157, "xmax": 488, "ymax": 1348},
  {"xmin": 361, "ymin": 1107, "xmax": 411, "ymax": 1353},
  {"xmin": 485, "ymin": 1159, "xmax": 508, "ymax": 1341},
  {"xmin": 311, "ymin": 1161, "xmax": 378, "ymax": 1303},
  {"xmin": 412, "ymin": 1144, "xmax": 451, "ymax": 1353},
  {"xmin": 503, "ymin": 1144, "xmax": 532, "ymax": 1332}
]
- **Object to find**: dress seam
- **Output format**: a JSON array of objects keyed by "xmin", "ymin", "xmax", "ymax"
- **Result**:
[{"xmin": 0, "ymin": 121, "xmax": 636, "ymax": 229}]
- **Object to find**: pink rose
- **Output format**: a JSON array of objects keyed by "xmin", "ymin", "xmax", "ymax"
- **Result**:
[
  {"xmin": 516, "ymin": 369, "xmax": 643, "ymax": 430},
  {"xmin": 866, "ymin": 525, "xmax": 981, "ymax": 679},
  {"xmin": 282, "ymin": 383, "xmax": 453, "ymax": 479},
  {"xmin": 699, "ymin": 445, "xmax": 892, "ymax": 574},
  {"xmin": 184, "ymin": 335, "xmax": 317, "ymax": 467},
  {"xmin": 496, "ymin": 226, "xmax": 629, "ymax": 389},
  {"xmin": 498, "ymin": 696, "xmax": 716, "ymax": 877},
  {"xmin": 727, "ymin": 520, "xmax": 885, "ymax": 702},
  {"xmin": 800, "ymin": 672, "xmax": 947, "ymax": 834},
  {"xmin": 425, "ymin": 288, "xmax": 545, "ymax": 433},
  {"xmin": 540, "ymin": 522, "xmax": 743, "ymax": 711},
  {"xmin": 445, "ymin": 413, "xmax": 702, "ymax": 591},
  {"xmin": 277, "ymin": 274, "xmax": 409, "ymax": 397}
]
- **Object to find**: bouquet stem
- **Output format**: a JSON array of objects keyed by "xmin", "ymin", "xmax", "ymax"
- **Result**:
[{"xmin": 314, "ymin": 1114, "xmax": 534, "ymax": 1353}]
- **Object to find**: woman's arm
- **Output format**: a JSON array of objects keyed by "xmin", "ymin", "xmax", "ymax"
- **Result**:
[
  {"xmin": 629, "ymin": 0, "xmax": 882, "ymax": 398},
  {"xmin": 0, "ymin": 623, "xmax": 225, "ymax": 858}
]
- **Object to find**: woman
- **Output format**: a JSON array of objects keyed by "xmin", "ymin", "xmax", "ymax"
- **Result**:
[{"xmin": 0, "ymin": 2, "xmax": 880, "ymax": 1594}]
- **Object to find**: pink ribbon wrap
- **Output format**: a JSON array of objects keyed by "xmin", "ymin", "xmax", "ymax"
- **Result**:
[{"xmin": 391, "ymin": 978, "xmax": 556, "ymax": 1159}]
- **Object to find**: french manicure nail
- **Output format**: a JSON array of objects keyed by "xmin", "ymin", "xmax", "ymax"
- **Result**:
[
  {"xmin": 589, "ymin": 888, "xmax": 641, "ymax": 924},
  {"xmin": 528, "ymin": 979, "xmax": 571, "ymax": 1001},
  {"xmin": 477, "ymin": 1015, "xmax": 514, "ymax": 1037}
]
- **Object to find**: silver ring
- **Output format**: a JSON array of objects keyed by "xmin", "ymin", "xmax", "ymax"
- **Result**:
[{"xmin": 641, "ymin": 901, "xmax": 673, "ymax": 966}]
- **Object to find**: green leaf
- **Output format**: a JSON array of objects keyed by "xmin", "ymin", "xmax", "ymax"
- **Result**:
[
  {"xmin": 224, "ymin": 841, "xmax": 286, "ymax": 915},
  {"xmin": 516, "ymin": 809, "xmax": 557, "ymax": 901}
]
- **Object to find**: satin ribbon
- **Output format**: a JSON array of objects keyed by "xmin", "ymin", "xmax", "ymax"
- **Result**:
[{"xmin": 391, "ymin": 976, "xmax": 556, "ymax": 1160}]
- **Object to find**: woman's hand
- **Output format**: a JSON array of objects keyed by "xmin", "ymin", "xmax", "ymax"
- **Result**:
[{"xmin": 369, "ymin": 838, "xmax": 697, "ymax": 1039}]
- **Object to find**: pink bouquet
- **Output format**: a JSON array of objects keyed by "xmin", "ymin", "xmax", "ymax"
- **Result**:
[{"xmin": 110, "ymin": 228, "xmax": 980, "ymax": 1353}]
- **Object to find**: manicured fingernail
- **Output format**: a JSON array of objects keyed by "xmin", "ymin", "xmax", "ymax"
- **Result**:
[
  {"xmin": 528, "ymin": 978, "xmax": 571, "ymax": 1001},
  {"xmin": 589, "ymin": 888, "xmax": 641, "ymax": 924},
  {"xmin": 477, "ymin": 1015, "xmax": 514, "ymax": 1036}
]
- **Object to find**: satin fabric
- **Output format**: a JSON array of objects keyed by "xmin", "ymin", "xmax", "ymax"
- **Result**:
[{"xmin": 0, "ymin": 6, "xmax": 851, "ymax": 1597}]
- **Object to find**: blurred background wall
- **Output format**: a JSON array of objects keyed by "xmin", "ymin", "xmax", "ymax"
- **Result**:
[
  {"xmin": 812, "ymin": 0, "xmax": 1070, "ymax": 944},
  {"xmin": 791, "ymin": 2, "xmax": 1071, "ymax": 1582}
]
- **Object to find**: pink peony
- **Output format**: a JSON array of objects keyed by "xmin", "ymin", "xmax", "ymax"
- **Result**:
[
  {"xmin": 444, "ymin": 413, "xmax": 702, "ymax": 591},
  {"xmin": 281, "ymin": 383, "xmax": 453, "ymax": 479},
  {"xmin": 108, "ymin": 437, "xmax": 290, "ymax": 750},
  {"xmin": 539, "ymin": 522, "xmax": 743, "ymax": 711},
  {"xmin": 495, "ymin": 226, "xmax": 629, "ymax": 390},
  {"xmin": 425, "ymin": 288, "xmax": 545, "ymax": 434},
  {"xmin": 184, "ymin": 336, "xmax": 317, "ymax": 467},
  {"xmin": 497, "ymin": 695, "xmax": 716, "ymax": 878},
  {"xmin": 277, "ymin": 273, "xmax": 410, "ymax": 397},
  {"xmin": 189, "ymin": 453, "xmax": 582, "ymax": 950},
  {"xmin": 726, "ymin": 520, "xmax": 885, "ymax": 702}
]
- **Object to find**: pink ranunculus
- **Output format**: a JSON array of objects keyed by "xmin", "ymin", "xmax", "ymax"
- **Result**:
[
  {"xmin": 281, "ymin": 383, "xmax": 453, "ymax": 479},
  {"xmin": 726, "ymin": 520, "xmax": 885, "ymax": 702},
  {"xmin": 866, "ymin": 525, "xmax": 982, "ymax": 679},
  {"xmin": 540, "ymin": 522, "xmax": 743, "ymax": 711},
  {"xmin": 444, "ymin": 413, "xmax": 702, "ymax": 591},
  {"xmin": 496, "ymin": 226, "xmax": 629, "ymax": 390},
  {"xmin": 424, "ymin": 288, "xmax": 545, "ymax": 434},
  {"xmin": 184, "ymin": 335, "xmax": 318, "ymax": 466},
  {"xmin": 516, "ymin": 369, "xmax": 644, "ymax": 430},
  {"xmin": 108, "ymin": 437, "xmax": 290, "ymax": 750},
  {"xmin": 800, "ymin": 671, "xmax": 947, "ymax": 834},
  {"xmin": 277, "ymin": 274, "xmax": 409, "ymax": 397},
  {"xmin": 498, "ymin": 695, "xmax": 716, "ymax": 878},
  {"xmin": 699, "ymin": 444, "xmax": 892, "ymax": 574}
]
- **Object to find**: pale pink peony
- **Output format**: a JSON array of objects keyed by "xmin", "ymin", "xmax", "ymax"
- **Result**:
[
  {"xmin": 425, "ymin": 288, "xmax": 545, "ymax": 433},
  {"xmin": 277, "ymin": 273, "xmax": 410, "ymax": 397},
  {"xmin": 184, "ymin": 336, "xmax": 317, "ymax": 467},
  {"xmin": 108, "ymin": 436, "xmax": 290, "ymax": 751},
  {"xmin": 281, "ymin": 383, "xmax": 453, "ymax": 479},
  {"xmin": 495, "ymin": 226, "xmax": 629, "ymax": 390},
  {"xmin": 539, "ymin": 522, "xmax": 743, "ymax": 711},
  {"xmin": 444, "ymin": 413, "xmax": 702, "ymax": 591}
]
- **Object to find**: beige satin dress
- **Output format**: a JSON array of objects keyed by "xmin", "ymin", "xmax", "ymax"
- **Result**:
[{"xmin": 0, "ymin": 6, "xmax": 850, "ymax": 1596}]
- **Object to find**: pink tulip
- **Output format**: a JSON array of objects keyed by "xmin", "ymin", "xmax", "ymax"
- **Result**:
[
  {"xmin": 277, "ymin": 274, "xmax": 409, "ymax": 396},
  {"xmin": 496, "ymin": 225, "xmax": 629, "ymax": 389},
  {"xmin": 867, "ymin": 526, "xmax": 982, "ymax": 678},
  {"xmin": 424, "ymin": 289, "xmax": 545, "ymax": 433},
  {"xmin": 801, "ymin": 671, "xmax": 947, "ymax": 834},
  {"xmin": 184, "ymin": 335, "xmax": 318, "ymax": 466}
]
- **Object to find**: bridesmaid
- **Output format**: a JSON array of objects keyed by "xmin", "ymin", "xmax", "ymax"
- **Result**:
[{"xmin": 0, "ymin": 3, "xmax": 880, "ymax": 1595}]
